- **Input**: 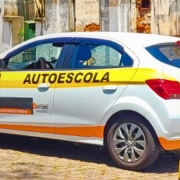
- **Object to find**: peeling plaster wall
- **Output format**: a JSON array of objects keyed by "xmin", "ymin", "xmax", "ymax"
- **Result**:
[
  {"xmin": 151, "ymin": 0, "xmax": 180, "ymax": 36},
  {"xmin": 130, "ymin": 0, "xmax": 137, "ymax": 32},
  {"xmin": 4, "ymin": 0, "xmax": 24, "ymax": 16},
  {"xmin": 43, "ymin": 0, "xmax": 68, "ymax": 35},
  {"xmin": 1, "ymin": 0, "xmax": 24, "ymax": 50},
  {"xmin": 1, "ymin": 0, "xmax": 180, "ymax": 47},
  {"xmin": 4, "ymin": 0, "xmax": 18, "ymax": 16},
  {"xmin": 169, "ymin": 0, "xmax": 180, "ymax": 36},
  {"xmin": 1, "ymin": 0, "xmax": 23, "ymax": 52},
  {"xmin": 75, "ymin": 0, "xmax": 100, "ymax": 32},
  {"xmin": 108, "ymin": 0, "xmax": 180, "ymax": 35},
  {"xmin": 134, "ymin": 0, "xmax": 151, "ymax": 33},
  {"xmin": 68, "ymin": 0, "xmax": 75, "ymax": 32}
]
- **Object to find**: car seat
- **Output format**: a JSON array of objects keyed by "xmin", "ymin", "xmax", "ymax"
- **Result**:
[
  {"xmin": 34, "ymin": 57, "xmax": 47, "ymax": 69},
  {"xmin": 74, "ymin": 45, "xmax": 92, "ymax": 68}
]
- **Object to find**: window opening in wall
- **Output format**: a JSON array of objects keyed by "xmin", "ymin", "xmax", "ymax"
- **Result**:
[
  {"xmin": 34, "ymin": 0, "xmax": 45, "ymax": 18},
  {"xmin": 25, "ymin": 0, "xmax": 45, "ymax": 19},
  {"xmin": 141, "ymin": 0, "xmax": 150, "ymax": 9}
]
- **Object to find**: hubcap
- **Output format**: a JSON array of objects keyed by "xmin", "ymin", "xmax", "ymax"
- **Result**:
[{"xmin": 113, "ymin": 123, "xmax": 146, "ymax": 163}]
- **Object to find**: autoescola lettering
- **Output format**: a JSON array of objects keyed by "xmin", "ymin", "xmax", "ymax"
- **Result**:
[{"xmin": 23, "ymin": 72, "xmax": 109, "ymax": 84}]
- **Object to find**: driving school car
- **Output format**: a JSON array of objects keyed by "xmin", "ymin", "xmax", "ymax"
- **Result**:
[{"xmin": 0, "ymin": 32, "xmax": 180, "ymax": 171}]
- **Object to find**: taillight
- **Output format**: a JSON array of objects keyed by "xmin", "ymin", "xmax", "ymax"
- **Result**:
[
  {"xmin": 145, "ymin": 79, "xmax": 180, "ymax": 100},
  {"xmin": 176, "ymin": 41, "xmax": 180, "ymax": 45}
]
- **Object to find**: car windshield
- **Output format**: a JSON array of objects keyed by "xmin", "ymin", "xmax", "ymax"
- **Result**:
[{"xmin": 146, "ymin": 45, "xmax": 180, "ymax": 68}]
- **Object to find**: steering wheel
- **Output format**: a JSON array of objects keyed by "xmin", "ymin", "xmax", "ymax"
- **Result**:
[{"xmin": 34, "ymin": 57, "xmax": 54, "ymax": 69}]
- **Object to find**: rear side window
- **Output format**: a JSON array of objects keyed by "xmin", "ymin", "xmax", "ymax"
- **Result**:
[{"xmin": 146, "ymin": 45, "xmax": 180, "ymax": 68}]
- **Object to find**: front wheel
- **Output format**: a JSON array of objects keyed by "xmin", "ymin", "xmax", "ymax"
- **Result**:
[{"xmin": 107, "ymin": 114, "xmax": 160, "ymax": 171}]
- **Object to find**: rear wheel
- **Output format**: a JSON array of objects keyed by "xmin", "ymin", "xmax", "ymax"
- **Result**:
[{"xmin": 107, "ymin": 114, "xmax": 160, "ymax": 171}]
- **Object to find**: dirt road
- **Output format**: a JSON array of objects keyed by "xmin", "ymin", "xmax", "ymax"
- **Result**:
[{"xmin": 0, "ymin": 134, "xmax": 178, "ymax": 180}]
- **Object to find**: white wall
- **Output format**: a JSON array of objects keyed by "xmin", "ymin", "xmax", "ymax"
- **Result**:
[
  {"xmin": 109, "ymin": 0, "xmax": 131, "ymax": 32},
  {"xmin": 2, "ymin": 21, "xmax": 12, "ymax": 49}
]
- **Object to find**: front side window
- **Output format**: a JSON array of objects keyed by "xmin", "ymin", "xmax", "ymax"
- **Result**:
[
  {"xmin": 70, "ymin": 43, "xmax": 133, "ymax": 69},
  {"xmin": 146, "ymin": 45, "xmax": 180, "ymax": 68},
  {"xmin": 6, "ymin": 43, "xmax": 63, "ymax": 70}
]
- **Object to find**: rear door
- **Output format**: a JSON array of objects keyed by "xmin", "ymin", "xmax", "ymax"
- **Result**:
[
  {"xmin": 0, "ymin": 38, "xmax": 71, "ymax": 135},
  {"xmin": 53, "ymin": 37, "xmax": 139, "ymax": 137}
]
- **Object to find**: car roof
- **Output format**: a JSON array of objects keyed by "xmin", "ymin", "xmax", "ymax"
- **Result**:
[{"xmin": 32, "ymin": 32, "xmax": 180, "ymax": 47}]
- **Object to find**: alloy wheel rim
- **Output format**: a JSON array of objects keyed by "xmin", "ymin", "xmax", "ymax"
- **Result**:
[{"xmin": 113, "ymin": 123, "xmax": 146, "ymax": 163}]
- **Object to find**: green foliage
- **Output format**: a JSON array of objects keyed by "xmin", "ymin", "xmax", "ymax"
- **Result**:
[{"xmin": 18, "ymin": 28, "xmax": 24, "ymax": 43}]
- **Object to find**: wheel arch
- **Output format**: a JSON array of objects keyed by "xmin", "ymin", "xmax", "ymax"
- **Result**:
[{"xmin": 103, "ymin": 110, "xmax": 160, "ymax": 147}]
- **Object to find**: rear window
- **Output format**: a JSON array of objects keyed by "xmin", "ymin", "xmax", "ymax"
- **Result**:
[{"xmin": 146, "ymin": 45, "xmax": 180, "ymax": 68}]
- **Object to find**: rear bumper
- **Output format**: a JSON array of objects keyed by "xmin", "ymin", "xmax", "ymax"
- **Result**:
[{"xmin": 159, "ymin": 137, "xmax": 180, "ymax": 150}]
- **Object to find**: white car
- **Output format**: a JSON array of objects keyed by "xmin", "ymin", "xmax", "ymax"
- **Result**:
[{"xmin": 0, "ymin": 32, "xmax": 180, "ymax": 171}]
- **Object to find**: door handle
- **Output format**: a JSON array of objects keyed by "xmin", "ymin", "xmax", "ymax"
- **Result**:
[
  {"xmin": 38, "ymin": 83, "xmax": 50, "ymax": 89},
  {"xmin": 103, "ymin": 85, "xmax": 118, "ymax": 91},
  {"xmin": 102, "ymin": 85, "xmax": 118, "ymax": 94}
]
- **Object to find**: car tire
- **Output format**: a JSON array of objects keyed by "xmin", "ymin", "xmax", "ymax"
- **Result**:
[{"xmin": 107, "ymin": 113, "xmax": 160, "ymax": 171}]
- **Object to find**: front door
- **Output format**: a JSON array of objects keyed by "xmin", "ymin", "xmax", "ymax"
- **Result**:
[{"xmin": 0, "ymin": 38, "xmax": 70, "ymax": 135}]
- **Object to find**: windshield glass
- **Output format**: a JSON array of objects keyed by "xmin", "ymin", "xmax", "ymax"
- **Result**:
[{"xmin": 146, "ymin": 45, "xmax": 180, "ymax": 68}]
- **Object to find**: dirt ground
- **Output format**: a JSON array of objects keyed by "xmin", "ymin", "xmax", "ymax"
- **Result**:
[{"xmin": 0, "ymin": 133, "xmax": 179, "ymax": 180}]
